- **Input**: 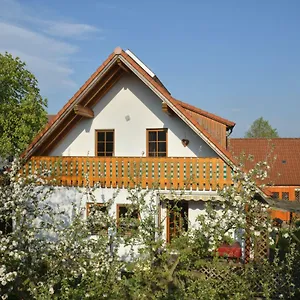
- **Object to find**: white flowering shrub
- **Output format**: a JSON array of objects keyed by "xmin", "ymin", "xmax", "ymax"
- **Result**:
[
  {"xmin": 0, "ymin": 158, "xmax": 299, "ymax": 299},
  {"xmin": 197, "ymin": 158, "xmax": 273, "ymax": 254}
]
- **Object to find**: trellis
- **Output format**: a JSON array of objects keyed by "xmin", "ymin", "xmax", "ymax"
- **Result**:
[
  {"xmin": 244, "ymin": 203, "xmax": 269, "ymax": 263},
  {"xmin": 196, "ymin": 261, "xmax": 292, "ymax": 297}
]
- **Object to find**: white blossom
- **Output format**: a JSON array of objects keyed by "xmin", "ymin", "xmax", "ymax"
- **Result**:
[{"xmin": 283, "ymin": 233, "xmax": 289, "ymax": 239}]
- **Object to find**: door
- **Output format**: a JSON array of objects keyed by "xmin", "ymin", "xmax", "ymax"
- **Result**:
[{"xmin": 167, "ymin": 201, "xmax": 188, "ymax": 243}]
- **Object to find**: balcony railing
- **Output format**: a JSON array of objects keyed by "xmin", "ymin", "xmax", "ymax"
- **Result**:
[{"xmin": 23, "ymin": 156, "xmax": 233, "ymax": 191}]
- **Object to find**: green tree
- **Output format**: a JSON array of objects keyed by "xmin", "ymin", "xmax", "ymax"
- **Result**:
[
  {"xmin": 245, "ymin": 117, "xmax": 279, "ymax": 138},
  {"xmin": 0, "ymin": 52, "xmax": 47, "ymax": 158}
]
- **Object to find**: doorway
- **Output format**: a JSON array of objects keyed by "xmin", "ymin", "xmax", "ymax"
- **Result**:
[{"xmin": 166, "ymin": 200, "xmax": 188, "ymax": 243}]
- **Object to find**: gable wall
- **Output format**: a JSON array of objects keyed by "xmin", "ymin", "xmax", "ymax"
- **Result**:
[{"xmin": 49, "ymin": 74, "xmax": 218, "ymax": 158}]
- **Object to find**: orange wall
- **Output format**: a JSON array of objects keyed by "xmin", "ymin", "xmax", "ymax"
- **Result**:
[{"xmin": 267, "ymin": 186, "xmax": 300, "ymax": 221}]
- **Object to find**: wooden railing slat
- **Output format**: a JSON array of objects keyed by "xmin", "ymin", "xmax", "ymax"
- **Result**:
[{"xmin": 26, "ymin": 156, "xmax": 233, "ymax": 190}]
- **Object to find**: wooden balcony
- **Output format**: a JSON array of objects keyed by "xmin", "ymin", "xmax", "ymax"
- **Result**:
[{"xmin": 23, "ymin": 156, "xmax": 233, "ymax": 191}]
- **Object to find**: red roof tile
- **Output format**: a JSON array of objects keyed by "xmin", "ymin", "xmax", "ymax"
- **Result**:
[
  {"xmin": 47, "ymin": 114, "xmax": 56, "ymax": 123},
  {"xmin": 229, "ymin": 138, "xmax": 300, "ymax": 186}
]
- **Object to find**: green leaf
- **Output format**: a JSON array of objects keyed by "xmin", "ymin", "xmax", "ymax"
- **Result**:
[{"xmin": 0, "ymin": 52, "xmax": 48, "ymax": 158}]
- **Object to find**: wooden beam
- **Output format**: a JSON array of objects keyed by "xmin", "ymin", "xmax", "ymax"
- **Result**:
[
  {"xmin": 162, "ymin": 102, "xmax": 173, "ymax": 116},
  {"xmin": 86, "ymin": 69, "xmax": 124, "ymax": 108},
  {"xmin": 117, "ymin": 60, "xmax": 130, "ymax": 73},
  {"xmin": 42, "ymin": 71, "xmax": 124, "ymax": 155},
  {"xmin": 39, "ymin": 113, "xmax": 79, "ymax": 155},
  {"xmin": 74, "ymin": 105, "xmax": 94, "ymax": 118}
]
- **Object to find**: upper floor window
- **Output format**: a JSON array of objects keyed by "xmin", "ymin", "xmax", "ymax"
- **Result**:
[
  {"xmin": 96, "ymin": 130, "xmax": 114, "ymax": 156},
  {"xmin": 147, "ymin": 128, "xmax": 167, "ymax": 157}
]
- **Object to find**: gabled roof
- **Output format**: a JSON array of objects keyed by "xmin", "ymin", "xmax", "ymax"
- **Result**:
[
  {"xmin": 229, "ymin": 138, "xmax": 300, "ymax": 186},
  {"xmin": 23, "ymin": 47, "xmax": 235, "ymax": 163},
  {"xmin": 22, "ymin": 47, "xmax": 270, "ymax": 200}
]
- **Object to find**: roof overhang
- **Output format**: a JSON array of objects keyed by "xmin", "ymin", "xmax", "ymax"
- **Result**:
[{"xmin": 266, "ymin": 198, "xmax": 300, "ymax": 213}]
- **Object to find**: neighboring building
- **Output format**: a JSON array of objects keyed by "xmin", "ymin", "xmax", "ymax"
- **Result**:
[
  {"xmin": 21, "ymin": 47, "xmax": 269, "ymax": 253},
  {"xmin": 229, "ymin": 138, "xmax": 300, "ymax": 221}
]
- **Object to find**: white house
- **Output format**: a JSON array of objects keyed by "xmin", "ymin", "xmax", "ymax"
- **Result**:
[{"xmin": 22, "ymin": 47, "xmax": 268, "ymax": 252}]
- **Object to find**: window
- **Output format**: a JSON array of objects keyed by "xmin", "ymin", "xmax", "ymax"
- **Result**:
[
  {"xmin": 282, "ymin": 192, "xmax": 289, "ymax": 201},
  {"xmin": 147, "ymin": 129, "xmax": 167, "ymax": 157},
  {"xmin": 117, "ymin": 204, "xmax": 139, "ymax": 236},
  {"xmin": 272, "ymin": 192, "xmax": 279, "ymax": 199},
  {"xmin": 0, "ymin": 217, "xmax": 13, "ymax": 235},
  {"xmin": 296, "ymin": 191, "xmax": 300, "ymax": 202},
  {"xmin": 96, "ymin": 130, "xmax": 114, "ymax": 157},
  {"xmin": 86, "ymin": 203, "xmax": 108, "ymax": 234}
]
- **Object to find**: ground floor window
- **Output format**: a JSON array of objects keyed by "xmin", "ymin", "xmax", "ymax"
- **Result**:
[
  {"xmin": 117, "ymin": 204, "xmax": 140, "ymax": 236},
  {"xmin": 0, "ymin": 218, "xmax": 13, "ymax": 235},
  {"xmin": 86, "ymin": 203, "xmax": 108, "ymax": 235}
]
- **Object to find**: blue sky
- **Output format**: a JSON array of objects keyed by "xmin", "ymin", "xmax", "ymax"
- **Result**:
[{"xmin": 1, "ymin": 0, "xmax": 300, "ymax": 137}]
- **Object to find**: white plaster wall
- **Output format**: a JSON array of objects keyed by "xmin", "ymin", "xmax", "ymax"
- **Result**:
[
  {"xmin": 46, "ymin": 187, "xmax": 217, "ymax": 239},
  {"xmin": 46, "ymin": 187, "xmax": 157, "ymax": 260},
  {"xmin": 46, "ymin": 187, "xmax": 244, "ymax": 259},
  {"xmin": 46, "ymin": 187, "xmax": 215, "ymax": 258},
  {"xmin": 49, "ymin": 74, "xmax": 217, "ymax": 158},
  {"xmin": 188, "ymin": 201, "xmax": 207, "ymax": 229}
]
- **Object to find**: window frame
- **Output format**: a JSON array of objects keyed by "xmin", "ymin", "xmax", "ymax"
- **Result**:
[
  {"xmin": 295, "ymin": 190, "xmax": 300, "ymax": 202},
  {"xmin": 146, "ymin": 128, "xmax": 168, "ymax": 157},
  {"xmin": 282, "ymin": 192, "xmax": 290, "ymax": 201},
  {"xmin": 95, "ymin": 129, "xmax": 115, "ymax": 157},
  {"xmin": 86, "ymin": 202, "xmax": 109, "ymax": 235},
  {"xmin": 0, "ymin": 217, "xmax": 13, "ymax": 235},
  {"xmin": 116, "ymin": 204, "xmax": 140, "ymax": 236}
]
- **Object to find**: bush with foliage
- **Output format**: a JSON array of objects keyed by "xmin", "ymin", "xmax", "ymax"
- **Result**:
[{"xmin": 0, "ymin": 158, "xmax": 299, "ymax": 299}]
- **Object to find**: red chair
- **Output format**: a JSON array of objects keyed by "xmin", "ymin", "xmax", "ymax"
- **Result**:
[{"xmin": 217, "ymin": 241, "xmax": 242, "ymax": 260}]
